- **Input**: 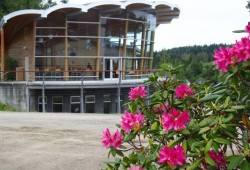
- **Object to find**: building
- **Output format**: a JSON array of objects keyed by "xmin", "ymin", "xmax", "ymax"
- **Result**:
[{"xmin": 0, "ymin": 0, "xmax": 180, "ymax": 113}]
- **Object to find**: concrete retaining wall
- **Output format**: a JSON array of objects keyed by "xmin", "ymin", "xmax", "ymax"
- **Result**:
[{"xmin": 0, "ymin": 83, "xmax": 29, "ymax": 111}]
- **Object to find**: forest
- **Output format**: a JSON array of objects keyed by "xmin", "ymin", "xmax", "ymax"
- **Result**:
[{"xmin": 153, "ymin": 44, "xmax": 230, "ymax": 83}]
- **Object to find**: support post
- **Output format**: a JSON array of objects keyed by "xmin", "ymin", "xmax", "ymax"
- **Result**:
[
  {"xmin": 117, "ymin": 60, "xmax": 121, "ymax": 114},
  {"xmin": 42, "ymin": 73, "xmax": 46, "ymax": 112},
  {"xmin": 1, "ymin": 28, "xmax": 5, "ymax": 80},
  {"xmin": 80, "ymin": 71, "xmax": 84, "ymax": 113}
]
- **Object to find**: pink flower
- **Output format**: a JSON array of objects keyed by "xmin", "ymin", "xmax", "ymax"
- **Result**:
[
  {"xmin": 128, "ymin": 165, "xmax": 144, "ymax": 170},
  {"xmin": 232, "ymin": 37, "xmax": 250, "ymax": 63},
  {"xmin": 175, "ymin": 84, "xmax": 194, "ymax": 99},
  {"xmin": 121, "ymin": 111, "xmax": 145, "ymax": 133},
  {"xmin": 102, "ymin": 128, "xmax": 123, "ymax": 149},
  {"xmin": 158, "ymin": 144, "xmax": 186, "ymax": 167},
  {"xmin": 209, "ymin": 150, "xmax": 227, "ymax": 170},
  {"xmin": 162, "ymin": 108, "xmax": 190, "ymax": 133},
  {"xmin": 213, "ymin": 47, "xmax": 235, "ymax": 73},
  {"xmin": 245, "ymin": 24, "xmax": 250, "ymax": 34},
  {"xmin": 129, "ymin": 86, "xmax": 147, "ymax": 100}
]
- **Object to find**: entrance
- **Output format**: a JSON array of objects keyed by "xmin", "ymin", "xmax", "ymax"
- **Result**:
[{"xmin": 104, "ymin": 58, "xmax": 121, "ymax": 80}]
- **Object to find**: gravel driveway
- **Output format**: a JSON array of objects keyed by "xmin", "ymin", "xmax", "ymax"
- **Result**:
[{"xmin": 0, "ymin": 112, "xmax": 121, "ymax": 170}]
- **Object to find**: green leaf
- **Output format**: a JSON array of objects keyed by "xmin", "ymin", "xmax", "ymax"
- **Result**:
[
  {"xmin": 129, "ymin": 102, "xmax": 137, "ymax": 113},
  {"xmin": 223, "ymin": 96, "xmax": 230, "ymax": 108},
  {"xmin": 107, "ymin": 163, "xmax": 113, "ymax": 169},
  {"xmin": 186, "ymin": 158, "xmax": 203, "ymax": 170},
  {"xmin": 168, "ymin": 136, "xmax": 184, "ymax": 148},
  {"xmin": 123, "ymin": 133, "xmax": 136, "ymax": 142},
  {"xmin": 205, "ymin": 152, "xmax": 216, "ymax": 166},
  {"xmin": 214, "ymin": 137, "xmax": 231, "ymax": 144},
  {"xmin": 180, "ymin": 129, "xmax": 190, "ymax": 135},
  {"xmin": 242, "ymin": 131, "xmax": 249, "ymax": 155},
  {"xmin": 231, "ymin": 105, "xmax": 246, "ymax": 110},
  {"xmin": 213, "ymin": 89, "xmax": 227, "ymax": 95},
  {"xmin": 199, "ymin": 127, "xmax": 210, "ymax": 134},
  {"xmin": 223, "ymin": 73, "xmax": 234, "ymax": 84},
  {"xmin": 151, "ymin": 122, "xmax": 159, "ymax": 130},
  {"xmin": 182, "ymin": 139, "xmax": 187, "ymax": 152},
  {"xmin": 224, "ymin": 109, "xmax": 237, "ymax": 113},
  {"xmin": 222, "ymin": 113, "xmax": 234, "ymax": 123},
  {"xmin": 199, "ymin": 115, "xmax": 216, "ymax": 127},
  {"xmin": 227, "ymin": 155, "xmax": 244, "ymax": 170},
  {"xmin": 241, "ymin": 160, "xmax": 250, "ymax": 170},
  {"xmin": 149, "ymin": 138, "xmax": 154, "ymax": 145},
  {"xmin": 110, "ymin": 148, "xmax": 116, "ymax": 157},
  {"xmin": 138, "ymin": 152, "xmax": 145, "ymax": 164},
  {"xmin": 205, "ymin": 139, "xmax": 213, "ymax": 152},
  {"xmin": 199, "ymin": 94, "xmax": 221, "ymax": 103},
  {"xmin": 116, "ymin": 150, "xmax": 124, "ymax": 157},
  {"xmin": 115, "ymin": 124, "xmax": 121, "ymax": 128}
]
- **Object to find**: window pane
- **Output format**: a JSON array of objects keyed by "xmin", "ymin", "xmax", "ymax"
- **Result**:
[
  {"xmin": 104, "ymin": 102, "xmax": 111, "ymax": 113},
  {"xmin": 104, "ymin": 95, "xmax": 111, "ymax": 102},
  {"xmin": 86, "ymin": 95, "xmax": 95, "ymax": 103},
  {"xmin": 53, "ymin": 104, "xmax": 63, "ymax": 112},
  {"xmin": 71, "ymin": 104, "xmax": 80, "ymax": 113},
  {"xmin": 71, "ymin": 96, "xmax": 80, "ymax": 103},
  {"xmin": 38, "ymin": 96, "xmax": 47, "ymax": 104},
  {"xmin": 86, "ymin": 103, "xmax": 95, "ymax": 113},
  {"xmin": 53, "ymin": 96, "xmax": 63, "ymax": 104}
]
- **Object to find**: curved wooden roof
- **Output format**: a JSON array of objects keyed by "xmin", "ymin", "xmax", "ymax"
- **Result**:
[{"xmin": 0, "ymin": 0, "xmax": 180, "ymax": 42}]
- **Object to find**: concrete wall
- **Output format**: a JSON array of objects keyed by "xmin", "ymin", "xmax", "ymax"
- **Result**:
[{"xmin": 0, "ymin": 84, "xmax": 29, "ymax": 111}]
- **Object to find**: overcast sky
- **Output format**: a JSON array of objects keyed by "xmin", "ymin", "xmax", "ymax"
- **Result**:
[{"xmin": 56, "ymin": 0, "xmax": 250, "ymax": 50}]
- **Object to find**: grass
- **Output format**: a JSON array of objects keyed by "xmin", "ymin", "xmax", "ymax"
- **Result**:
[{"xmin": 0, "ymin": 102, "xmax": 18, "ymax": 111}]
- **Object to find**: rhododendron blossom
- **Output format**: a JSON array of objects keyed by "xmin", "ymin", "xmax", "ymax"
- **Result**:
[
  {"xmin": 232, "ymin": 37, "xmax": 250, "ymax": 63},
  {"xmin": 162, "ymin": 108, "xmax": 190, "ymax": 133},
  {"xmin": 213, "ymin": 47, "xmax": 235, "ymax": 73},
  {"xmin": 121, "ymin": 111, "xmax": 145, "ymax": 133},
  {"xmin": 102, "ymin": 128, "xmax": 122, "ymax": 149},
  {"xmin": 209, "ymin": 150, "xmax": 227, "ymax": 170},
  {"xmin": 128, "ymin": 165, "xmax": 144, "ymax": 170},
  {"xmin": 129, "ymin": 86, "xmax": 147, "ymax": 100},
  {"xmin": 245, "ymin": 24, "xmax": 250, "ymax": 34},
  {"xmin": 175, "ymin": 84, "xmax": 194, "ymax": 99},
  {"xmin": 158, "ymin": 144, "xmax": 186, "ymax": 167}
]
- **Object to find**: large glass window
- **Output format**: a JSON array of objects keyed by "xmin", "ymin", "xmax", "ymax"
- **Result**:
[
  {"xmin": 103, "ymin": 94, "xmax": 111, "ymax": 113},
  {"xmin": 38, "ymin": 96, "xmax": 47, "ymax": 112},
  {"xmin": 85, "ymin": 95, "xmax": 95, "ymax": 113},
  {"xmin": 71, "ymin": 96, "xmax": 80, "ymax": 113},
  {"xmin": 52, "ymin": 96, "xmax": 63, "ymax": 112},
  {"xmin": 34, "ymin": 9, "xmax": 157, "ymax": 81}
]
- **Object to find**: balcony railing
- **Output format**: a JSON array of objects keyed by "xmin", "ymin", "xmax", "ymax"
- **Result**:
[{"xmin": 0, "ymin": 69, "xmax": 159, "ymax": 82}]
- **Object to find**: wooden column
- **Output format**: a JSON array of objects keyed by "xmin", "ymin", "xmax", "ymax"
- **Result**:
[
  {"xmin": 95, "ymin": 14, "xmax": 101, "ymax": 80},
  {"xmin": 122, "ymin": 18, "xmax": 128, "ymax": 79},
  {"xmin": 1, "ymin": 28, "xmax": 5, "ymax": 80},
  {"xmin": 64, "ymin": 18, "xmax": 69, "ymax": 80},
  {"xmin": 139, "ymin": 24, "xmax": 146, "ymax": 75},
  {"xmin": 149, "ymin": 31, "xmax": 155, "ymax": 70}
]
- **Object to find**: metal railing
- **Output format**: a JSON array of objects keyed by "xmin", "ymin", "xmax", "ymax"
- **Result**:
[{"xmin": 0, "ymin": 69, "xmax": 160, "ymax": 82}]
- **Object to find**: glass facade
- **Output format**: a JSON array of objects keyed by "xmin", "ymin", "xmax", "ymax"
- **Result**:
[{"xmin": 35, "ymin": 9, "xmax": 156, "ymax": 81}]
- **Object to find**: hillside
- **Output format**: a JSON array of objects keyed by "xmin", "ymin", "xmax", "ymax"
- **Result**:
[{"xmin": 153, "ymin": 44, "xmax": 231, "ymax": 82}]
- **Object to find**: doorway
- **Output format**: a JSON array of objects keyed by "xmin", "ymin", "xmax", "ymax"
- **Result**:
[{"xmin": 104, "ymin": 58, "xmax": 121, "ymax": 80}]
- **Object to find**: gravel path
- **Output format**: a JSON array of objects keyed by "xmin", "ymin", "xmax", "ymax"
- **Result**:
[{"xmin": 0, "ymin": 112, "xmax": 121, "ymax": 170}]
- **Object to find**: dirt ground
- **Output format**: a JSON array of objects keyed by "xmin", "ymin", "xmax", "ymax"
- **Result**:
[{"xmin": 0, "ymin": 112, "xmax": 121, "ymax": 170}]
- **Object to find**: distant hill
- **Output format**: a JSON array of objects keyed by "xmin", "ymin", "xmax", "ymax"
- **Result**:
[{"xmin": 153, "ymin": 44, "xmax": 231, "ymax": 82}]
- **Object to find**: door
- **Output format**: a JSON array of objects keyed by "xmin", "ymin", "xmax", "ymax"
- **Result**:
[{"xmin": 104, "ymin": 58, "xmax": 121, "ymax": 80}]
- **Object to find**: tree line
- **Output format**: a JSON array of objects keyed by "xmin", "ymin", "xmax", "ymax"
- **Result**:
[{"xmin": 153, "ymin": 44, "xmax": 230, "ymax": 83}]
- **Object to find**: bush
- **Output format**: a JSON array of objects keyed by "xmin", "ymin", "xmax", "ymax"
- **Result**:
[{"xmin": 101, "ymin": 25, "xmax": 250, "ymax": 170}]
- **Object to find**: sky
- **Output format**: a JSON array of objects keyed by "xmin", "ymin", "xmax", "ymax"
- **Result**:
[{"xmin": 55, "ymin": 0, "xmax": 250, "ymax": 50}]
